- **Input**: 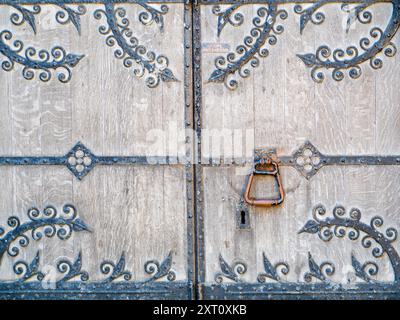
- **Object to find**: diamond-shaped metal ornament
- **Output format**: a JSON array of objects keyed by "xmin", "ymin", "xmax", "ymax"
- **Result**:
[
  {"xmin": 65, "ymin": 142, "xmax": 97, "ymax": 180},
  {"xmin": 292, "ymin": 141, "xmax": 324, "ymax": 179}
]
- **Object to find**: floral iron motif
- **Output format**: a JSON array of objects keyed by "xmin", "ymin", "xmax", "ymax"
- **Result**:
[
  {"xmin": 0, "ymin": 30, "xmax": 84, "ymax": 83},
  {"xmin": 208, "ymin": 3, "xmax": 288, "ymax": 90},
  {"xmin": 254, "ymin": 141, "xmax": 400, "ymax": 180},
  {"xmin": 144, "ymin": 251, "xmax": 177, "ymax": 282},
  {"xmin": 100, "ymin": 251, "xmax": 132, "ymax": 282},
  {"xmin": 214, "ymin": 254, "xmax": 247, "ymax": 283},
  {"xmin": 299, "ymin": 205, "xmax": 400, "ymax": 281},
  {"xmin": 351, "ymin": 253, "xmax": 379, "ymax": 282},
  {"xmin": 94, "ymin": 2, "xmax": 178, "ymax": 88},
  {"xmin": 0, "ymin": 204, "xmax": 90, "ymax": 262},
  {"xmin": 0, "ymin": 0, "xmax": 177, "ymax": 86},
  {"xmin": 208, "ymin": 0, "xmax": 399, "ymax": 89},
  {"xmin": 257, "ymin": 252, "xmax": 289, "ymax": 282},
  {"xmin": 303, "ymin": 252, "xmax": 335, "ymax": 283},
  {"xmin": 9, "ymin": 250, "xmax": 176, "ymax": 284},
  {"xmin": 0, "ymin": 205, "xmax": 176, "ymax": 285},
  {"xmin": 13, "ymin": 251, "xmax": 44, "ymax": 282},
  {"xmin": 216, "ymin": 205, "xmax": 400, "ymax": 286},
  {"xmin": 57, "ymin": 252, "xmax": 89, "ymax": 283}
]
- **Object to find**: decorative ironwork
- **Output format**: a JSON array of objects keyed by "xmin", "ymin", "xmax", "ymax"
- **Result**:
[
  {"xmin": 5, "ymin": 249, "xmax": 177, "ymax": 284},
  {"xmin": 304, "ymin": 252, "xmax": 335, "ymax": 283},
  {"xmin": 207, "ymin": 0, "xmax": 399, "ymax": 89},
  {"xmin": 351, "ymin": 253, "xmax": 379, "ymax": 282},
  {"xmin": 144, "ymin": 251, "xmax": 176, "ymax": 282},
  {"xmin": 57, "ymin": 252, "xmax": 89, "ymax": 283},
  {"xmin": 13, "ymin": 251, "xmax": 44, "ymax": 282},
  {"xmin": 0, "ymin": 30, "xmax": 84, "ymax": 83},
  {"xmin": 0, "ymin": 282, "xmax": 189, "ymax": 300},
  {"xmin": 0, "ymin": 141, "xmax": 184, "ymax": 180},
  {"xmin": 212, "ymin": 3, "xmax": 243, "ymax": 36},
  {"xmin": 290, "ymin": 141, "xmax": 323, "ymax": 179},
  {"xmin": 6, "ymin": 140, "xmax": 397, "ymax": 181},
  {"xmin": 257, "ymin": 252, "xmax": 289, "ymax": 282},
  {"xmin": 299, "ymin": 204, "xmax": 400, "ymax": 281},
  {"xmin": 208, "ymin": 3, "xmax": 288, "ymax": 90},
  {"xmin": 209, "ymin": 204, "xmax": 400, "ymax": 299},
  {"xmin": 215, "ymin": 254, "xmax": 247, "ymax": 283},
  {"xmin": 94, "ymin": 2, "xmax": 178, "ymax": 88},
  {"xmin": 297, "ymin": 0, "xmax": 399, "ymax": 82},
  {"xmin": 255, "ymin": 140, "xmax": 400, "ymax": 180},
  {"xmin": 0, "ymin": 205, "xmax": 179, "ymax": 297},
  {"xmin": 0, "ymin": 0, "xmax": 178, "ymax": 86},
  {"xmin": 100, "ymin": 252, "xmax": 132, "ymax": 282},
  {"xmin": 0, "ymin": 204, "xmax": 90, "ymax": 262}
]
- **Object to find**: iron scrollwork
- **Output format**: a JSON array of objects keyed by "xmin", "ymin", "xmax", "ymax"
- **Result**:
[
  {"xmin": 0, "ymin": 204, "xmax": 90, "ymax": 262},
  {"xmin": 94, "ymin": 2, "xmax": 177, "ymax": 88},
  {"xmin": 0, "ymin": 204, "xmax": 178, "ymax": 298},
  {"xmin": 214, "ymin": 254, "xmax": 247, "ymax": 283},
  {"xmin": 207, "ymin": 0, "xmax": 399, "ymax": 89},
  {"xmin": 0, "ymin": 0, "xmax": 178, "ymax": 87},
  {"xmin": 0, "ymin": 30, "xmax": 84, "ymax": 83},
  {"xmin": 209, "ymin": 3, "xmax": 288, "ymax": 90},
  {"xmin": 299, "ymin": 205, "xmax": 400, "ymax": 281},
  {"xmin": 213, "ymin": 205, "xmax": 400, "ymax": 298},
  {"xmin": 100, "ymin": 252, "xmax": 132, "ymax": 282}
]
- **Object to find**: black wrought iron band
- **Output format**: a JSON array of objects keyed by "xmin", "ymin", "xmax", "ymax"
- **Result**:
[
  {"xmin": 201, "ymin": 283, "xmax": 400, "ymax": 299},
  {"xmin": 261, "ymin": 141, "xmax": 400, "ymax": 179},
  {"xmin": 192, "ymin": 1, "xmax": 206, "ymax": 289},
  {"xmin": 183, "ymin": 2, "xmax": 196, "ymax": 298},
  {"xmin": 207, "ymin": 205, "xmax": 400, "ymax": 299},
  {"xmin": 0, "ymin": 0, "xmax": 181, "ymax": 87},
  {"xmin": 200, "ymin": 140, "xmax": 400, "ymax": 179},
  {"xmin": 0, "ymin": 142, "xmax": 189, "ymax": 180},
  {"xmin": 205, "ymin": 0, "xmax": 399, "ymax": 89},
  {"xmin": 1, "ymin": 140, "xmax": 399, "ymax": 181},
  {"xmin": 0, "ymin": 282, "xmax": 190, "ymax": 300}
]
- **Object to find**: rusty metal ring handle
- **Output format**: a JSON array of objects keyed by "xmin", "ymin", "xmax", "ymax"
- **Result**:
[{"xmin": 244, "ymin": 159, "xmax": 285, "ymax": 207}]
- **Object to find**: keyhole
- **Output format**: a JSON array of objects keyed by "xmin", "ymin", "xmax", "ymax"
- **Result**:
[
  {"xmin": 236, "ymin": 206, "xmax": 250, "ymax": 229},
  {"xmin": 240, "ymin": 211, "xmax": 246, "ymax": 225}
]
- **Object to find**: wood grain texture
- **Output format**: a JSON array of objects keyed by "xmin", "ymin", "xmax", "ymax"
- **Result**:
[
  {"xmin": 0, "ymin": 4, "xmax": 188, "ymax": 282},
  {"xmin": 201, "ymin": 3, "xmax": 400, "ymax": 284}
]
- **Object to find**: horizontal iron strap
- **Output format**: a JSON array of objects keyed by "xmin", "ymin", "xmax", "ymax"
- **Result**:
[
  {"xmin": 1, "ymin": 156, "xmax": 400, "ymax": 166},
  {"xmin": 0, "ymin": 156, "xmax": 184, "ymax": 165},
  {"xmin": 200, "ymin": 156, "xmax": 400, "ymax": 166},
  {"xmin": 0, "ymin": 281, "xmax": 191, "ymax": 300},
  {"xmin": 278, "ymin": 155, "xmax": 400, "ymax": 166},
  {"xmin": 200, "ymin": 283, "xmax": 400, "ymax": 300}
]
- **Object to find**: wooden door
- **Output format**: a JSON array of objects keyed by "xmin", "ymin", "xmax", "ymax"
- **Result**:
[
  {"xmin": 0, "ymin": 0, "xmax": 195, "ymax": 299},
  {"xmin": 196, "ymin": 0, "xmax": 400, "ymax": 299},
  {"xmin": 0, "ymin": 0, "xmax": 400, "ymax": 300}
]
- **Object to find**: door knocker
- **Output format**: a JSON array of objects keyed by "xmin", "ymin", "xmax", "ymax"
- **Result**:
[{"xmin": 244, "ymin": 150, "xmax": 285, "ymax": 207}]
